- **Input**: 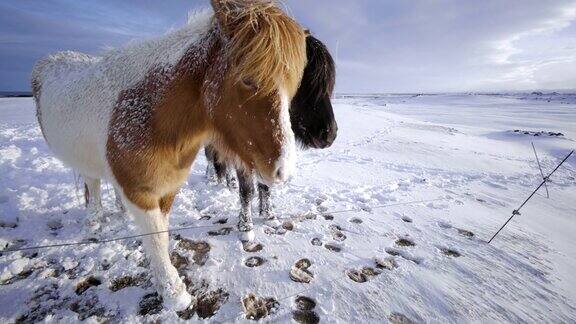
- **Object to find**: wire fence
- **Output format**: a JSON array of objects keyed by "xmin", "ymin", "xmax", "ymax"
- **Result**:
[
  {"xmin": 0, "ymin": 192, "xmax": 449, "ymax": 321},
  {"xmin": 488, "ymin": 149, "xmax": 574, "ymax": 243},
  {"xmin": 0, "ymin": 198, "xmax": 447, "ymax": 254}
]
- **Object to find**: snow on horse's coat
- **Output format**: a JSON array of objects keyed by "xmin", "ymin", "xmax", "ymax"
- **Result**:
[
  {"xmin": 32, "ymin": 12, "xmax": 213, "ymax": 180},
  {"xmin": 31, "ymin": 0, "xmax": 307, "ymax": 311}
]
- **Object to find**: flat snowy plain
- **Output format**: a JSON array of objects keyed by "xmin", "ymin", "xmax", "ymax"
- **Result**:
[{"xmin": 0, "ymin": 93, "xmax": 575, "ymax": 322}]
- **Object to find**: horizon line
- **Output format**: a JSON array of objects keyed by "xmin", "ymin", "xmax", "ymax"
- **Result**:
[{"xmin": 1, "ymin": 89, "xmax": 575, "ymax": 96}]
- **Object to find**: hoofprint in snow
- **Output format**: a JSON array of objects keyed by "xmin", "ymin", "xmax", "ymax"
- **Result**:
[{"xmin": 0, "ymin": 93, "xmax": 575, "ymax": 322}]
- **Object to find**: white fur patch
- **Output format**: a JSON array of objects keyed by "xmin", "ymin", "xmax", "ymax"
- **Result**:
[{"xmin": 276, "ymin": 87, "xmax": 297, "ymax": 182}]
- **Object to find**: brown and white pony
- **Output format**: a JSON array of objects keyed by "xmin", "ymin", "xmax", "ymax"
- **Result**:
[
  {"xmin": 205, "ymin": 33, "xmax": 337, "ymax": 239},
  {"xmin": 31, "ymin": 0, "xmax": 307, "ymax": 311}
]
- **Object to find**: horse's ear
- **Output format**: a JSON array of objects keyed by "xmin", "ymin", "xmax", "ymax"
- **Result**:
[
  {"xmin": 211, "ymin": 0, "xmax": 229, "ymax": 34},
  {"xmin": 211, "ymin": 0, "xmax": 274, "ymax": 37},
  {"xmin": 211, "ymin": 0, "xmax": 242, "ymax": 37}
]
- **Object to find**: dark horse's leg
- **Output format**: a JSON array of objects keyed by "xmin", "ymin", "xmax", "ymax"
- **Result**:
[
  {"xmin": 224, "ymin": 167, "xmax": 237, "ymax": 188},
  {"xmin": 204, "ymin": 145, "xmax": 217, "ymax": 181},
  {"xmin": 205, "ymin": 145, "xmax": 237, "ymax": 188},
  {"xmin": 236, "ymin": 168, "xmax": 255, "ymax": 242},
  {"xmin": 205, "ymin": 145, "xmax": 226, "ymax": 182},
  {"xmin": 258, "ymin": 183, "xmax": 281, "ymax": 227}
]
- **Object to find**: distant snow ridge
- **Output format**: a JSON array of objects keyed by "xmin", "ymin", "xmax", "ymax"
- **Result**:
[
  {"xmin": 514, "ymin": 91, "xmax": 576, "ymax": 105},
  {"xmin": 510, "ymin": 130, "xmax": 565, "ymax": 137}
]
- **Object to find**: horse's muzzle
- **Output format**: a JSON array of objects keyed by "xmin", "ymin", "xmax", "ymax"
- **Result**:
[{"xmin": 312, "ymin": 123, "xmax": 338, "ymax": 149}]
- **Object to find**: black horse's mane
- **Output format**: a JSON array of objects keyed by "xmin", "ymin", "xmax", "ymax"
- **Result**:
[{"xmin": 301, "ymin": 34, "xmax": 336, "ymax": 102}]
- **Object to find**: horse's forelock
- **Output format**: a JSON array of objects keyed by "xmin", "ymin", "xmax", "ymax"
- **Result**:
[{"xmin": 217, "ymin": 1, "xmax": 307, "ymax": 97}]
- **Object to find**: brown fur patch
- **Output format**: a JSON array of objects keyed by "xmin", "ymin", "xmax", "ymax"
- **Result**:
[
  {"xmin": 107, "ymin": 48, "xmax": 211, "ymax": 210},
  {"xmin": 159, "ymin": 192, "xmax": 178, "ymax": 216}
]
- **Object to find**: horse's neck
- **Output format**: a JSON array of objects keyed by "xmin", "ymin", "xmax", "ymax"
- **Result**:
[{"xmin": 151, "ymin": 31, "xmax": 222, "ymax": 149}]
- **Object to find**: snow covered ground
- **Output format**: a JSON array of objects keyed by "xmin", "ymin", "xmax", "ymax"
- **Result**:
[{"xmin": 0, "ymin": 93, "xmax": 575, "ymax": 322}]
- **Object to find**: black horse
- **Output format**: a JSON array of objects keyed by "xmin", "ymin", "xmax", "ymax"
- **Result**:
[{"xmin": 205, "ymin": 33, "xmax": 337, "ymax": 238}]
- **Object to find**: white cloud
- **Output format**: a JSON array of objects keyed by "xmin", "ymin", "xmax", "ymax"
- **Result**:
[
  {"xmin": 480, "ymin": 2, "xmax": 576, "ymax": 89},
  {"xmin": 286, "ymin": 0, "xmax": 576, "ymax": 92}
]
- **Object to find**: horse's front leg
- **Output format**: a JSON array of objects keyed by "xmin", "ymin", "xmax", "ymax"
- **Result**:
[
  {"xmin": 83, "ymin": 176, "xmax": 103, "ymax": 231},
  {"xmin": 122, "ymin": 192, "xmax": 193, "ymax": 311},
  {"xmin": 236, "ymin": 169, "xmax": 255, "ymax": 242},
  {"xmin": 258, "ymin": 183, "xmax": 281, "ymax": 228},
  {"xmin": 204, "ymin": 146, "xmax": 219, "ymax": 182},
  {"xmin": 205, "ymin": 145, "xmax": 229, "ymax": 185},
  {"xmin": 225, "ymin": 168, "xmax": 238, "ymax": 189}
]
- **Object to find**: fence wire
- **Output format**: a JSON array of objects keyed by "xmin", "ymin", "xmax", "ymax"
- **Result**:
[{"xmin": 1, "ymin": 198, "xmax": 447, "ymax": 254}]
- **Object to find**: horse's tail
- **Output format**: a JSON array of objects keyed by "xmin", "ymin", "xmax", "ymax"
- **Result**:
[
  {"xmin": 31, "ymin": 57, "xmax": 51, "ymax": 139},
  {"xmin": 31, "ymin": 57, "xmax": 49, "ymax": 103},
  {"xmin": 31, "ymin": 56, "xmax": 56, "ymax": 140}
]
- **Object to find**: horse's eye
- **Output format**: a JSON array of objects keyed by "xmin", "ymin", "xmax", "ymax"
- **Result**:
[{"xmin": 241, "ymin": 78, "xmax": 258, "ymax": 90}]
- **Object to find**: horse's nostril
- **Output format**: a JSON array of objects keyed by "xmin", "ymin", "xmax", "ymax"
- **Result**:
[
  {"xmin": 319, "ymin": 131, "xmax": 335, "ymax": 148},
  {"xmin": 328, "ymin": 134, "xmax": 336, "ymax": 144},
  {"xmin": 326, "ymin": 127, "xmax": 337, "ymax": 145}
]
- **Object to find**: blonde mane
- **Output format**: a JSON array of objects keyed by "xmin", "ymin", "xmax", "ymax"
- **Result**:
[{"xmin": 214, "ymin": 0, "xmax": 307, "ymax": 96}]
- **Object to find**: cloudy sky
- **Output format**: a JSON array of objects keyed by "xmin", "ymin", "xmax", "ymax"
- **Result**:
[{"xmin": 1, "ymin": 0, "xmax": 575, "ymax": 93}]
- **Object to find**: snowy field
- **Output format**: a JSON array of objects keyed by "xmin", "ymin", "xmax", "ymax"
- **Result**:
[{"xmin": 0, "ymin": 93, "xmax": 575, "ymax": 322}]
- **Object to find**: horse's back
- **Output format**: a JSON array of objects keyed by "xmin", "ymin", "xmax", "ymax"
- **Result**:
[
  {"xmin": 32, "ymin": 51, "xmax": 99, "ymax": 91},
  {"xmin": 33, "ymin": 51, "xmax": 111, "ymax": 179}
]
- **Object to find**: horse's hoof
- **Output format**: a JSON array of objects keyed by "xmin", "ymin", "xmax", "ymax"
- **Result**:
[
  {"xmin": 265, "ymin": 218, "xmax": 282, "ymax": 228},
  {"xmin": 227, "ymin": 178, "xmax": 238, "ymax": 189},
  {"xmin": 86, "ymin": 207, "xmax": 104, "ymax": 230},
  {"xmin": 163, "ymin": 289, "xmax": 194, "ymax": 311},
  {"xmin": 239, "ymin": 229, "xmax": 255, "ymax": 243},
  {"xmin": 85, "ymin": 219, "xmax": 102, "ymax": 232}
]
